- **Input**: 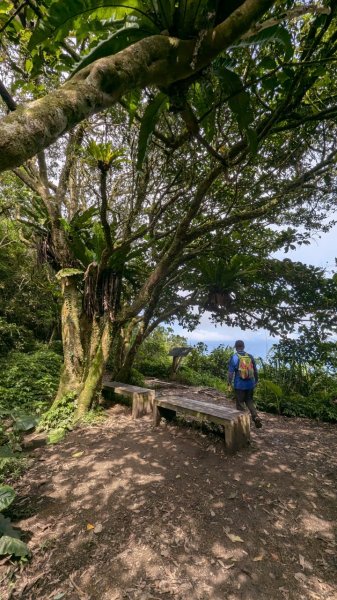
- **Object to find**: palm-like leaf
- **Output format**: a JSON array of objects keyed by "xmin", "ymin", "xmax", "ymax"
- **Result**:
[{"xmin": 28, "ymin": 0, "xmax": 157, "ymax": 49}]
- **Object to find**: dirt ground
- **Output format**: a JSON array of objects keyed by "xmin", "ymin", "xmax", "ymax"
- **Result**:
[{"xmin": 1, "ymin": 382, "xmax": 337, "ymax": 600}]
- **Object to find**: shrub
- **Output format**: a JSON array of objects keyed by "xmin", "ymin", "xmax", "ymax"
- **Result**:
[
  {"xmin": 0, "ymin": 348, "xmax": 62, "ymax": 416},
  {"xmin": 128, "ymin": 368, "xmax": 145, "ymax": 387},
  {"xmin": 0, "ymin": 318, "xmax": 35, "ymax": 356},
  {"xmin": 174, "ymin": 366, "xmax": 227, "ymax": 392},
  {"xmin": 38, "ymin": 393, "xmax": 76, "ymax": 432}
]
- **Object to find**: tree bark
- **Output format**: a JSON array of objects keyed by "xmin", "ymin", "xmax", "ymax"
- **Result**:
[
  {"xmin": 0, "ymin": 0, "xmax": 275, "ymax": 171},
  {"xmin": 53, "ymin": 277, "xmax": 84, "ymax": 404},
  {"xmin": 76, "ymin": 319, "xmax": 111, "ymax": 418}
]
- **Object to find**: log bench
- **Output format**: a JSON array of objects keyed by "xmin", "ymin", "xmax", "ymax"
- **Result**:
[
  {"xmin": 153, "ymin": 395, "xmax": 250, "ymax": 451},
  {"xmin": 102, "ymin": 381, "xmax": 155, "ymax": 419}
]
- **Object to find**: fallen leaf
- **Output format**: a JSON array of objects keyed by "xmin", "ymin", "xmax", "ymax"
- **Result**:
[
  {"xmin": 225, "ymin": 532, "xmax": 244, "ymax": 543},
  {"xmin": 253, "ymin": 552, "xmax": 265, "ymax": 562},
  {"xmin": 86, "ymin": 523, "xmax": 95, "ymax": 530},
  {"xmin": 294, "ymin": 572, "xmax": 307, "ymax": 582},
  {"xmin": 299, "ymin": 554, "xmax": 313, "ymax": 571},
  {"xmin": 72, "ymin": 451, "xmax": 84, "ymax": 458}
]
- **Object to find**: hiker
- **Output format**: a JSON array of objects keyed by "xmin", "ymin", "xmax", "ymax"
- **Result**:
[{"xmin": 228, "ymin": 340, "xmax": 262, "ymax": 428}]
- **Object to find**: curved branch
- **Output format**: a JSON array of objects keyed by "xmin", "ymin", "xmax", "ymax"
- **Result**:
[{"xmin": 0, "ymin": 0, "xmax": 274, "ymax": 172}]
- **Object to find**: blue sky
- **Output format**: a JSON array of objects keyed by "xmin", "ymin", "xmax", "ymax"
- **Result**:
[{"xmin": 172, "ymin": 224, "xmax": 337, "ymax": 358}]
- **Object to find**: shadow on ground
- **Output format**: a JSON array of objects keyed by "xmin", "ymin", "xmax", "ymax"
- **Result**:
[{"xmin": 1, "ymin": 392, "xmax": 336, "ymax": 600}]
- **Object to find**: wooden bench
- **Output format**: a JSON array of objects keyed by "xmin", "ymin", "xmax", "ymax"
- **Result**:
[
  {"xmin": 153, "ymin": 395, "xmax": 250, "ymax": 451},
  {"xmin": 102, "ymin": 381, "xmax": 155, "ymax": 419}
]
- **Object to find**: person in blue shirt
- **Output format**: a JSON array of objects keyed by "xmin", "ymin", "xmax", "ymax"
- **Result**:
[{"xmin": 228, "ymin": 340, "xmax": 262, "ymax": 428}]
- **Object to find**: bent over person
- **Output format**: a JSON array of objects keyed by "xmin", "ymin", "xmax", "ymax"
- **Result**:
[{"xmin": 228, "ymin": 340, "xmax": 262, "ymax": 429}]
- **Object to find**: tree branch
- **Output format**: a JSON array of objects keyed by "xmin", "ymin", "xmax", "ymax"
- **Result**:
[{"xmin": 0, "ymin": 0, "xmax": 275, "ymax": 172}]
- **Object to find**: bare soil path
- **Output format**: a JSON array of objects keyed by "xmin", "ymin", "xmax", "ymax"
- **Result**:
[{"xmin": 1, "ymin": 384, "xmax": 336, "ymax": 600}]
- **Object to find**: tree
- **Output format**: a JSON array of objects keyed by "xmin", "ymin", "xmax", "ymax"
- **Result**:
[{"xmin": 1, "ymin": 0, "xmax": 337, "ymax": 416}]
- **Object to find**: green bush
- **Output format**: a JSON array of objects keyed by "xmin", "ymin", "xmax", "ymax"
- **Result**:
[
  {"xmin": 174, "ymin": 366, "xmax": 227, "ymax": 392},
  {"xmin": 128, "ymin": 368, "xmax": 145, "ymax": 387},
  {"xmin": 186, "ymin": 344, "xmax": 231, "ymax": 379},
  {"xmin": 0, "ymin": 318, "xmax": 35, "ymax": 356},
  {"xmin": 0, "ymin": 348, "xmax": 62, "ymax": 416},
  {"xmin": 38, "ymin": 393, "xmax": 76, "ymax": 432},
  {"xmin": 137, "ymin": 359, "xmax": 170, "ymax": 379},
  {"xmin": 255, "ymin": 378, "xmax": 337, "ymax": 422}
]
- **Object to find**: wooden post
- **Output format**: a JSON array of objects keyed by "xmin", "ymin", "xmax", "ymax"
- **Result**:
[
  {"xmin": 153, "ymin": 400, "xmax": 161, "ymax": 426},
  {"xmin": 224, "ymin": 413, "xmax": 250, "ymax": 451},
  {"xmin": 132, "ymin": 390, "xmax": 155, "ymax": 419}
]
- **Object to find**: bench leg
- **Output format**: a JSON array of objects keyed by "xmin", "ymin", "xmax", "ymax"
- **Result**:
[
  {"xmin": 132, "ymin": 391, "xmax": 155, "ymax": 419},
  {"xmin": 153, "ymin": 401, "xmax": 161, "ymax": 426},
  {"xmin": 224, "ymin": 414, "xmax": 250, "ymax": 451}
]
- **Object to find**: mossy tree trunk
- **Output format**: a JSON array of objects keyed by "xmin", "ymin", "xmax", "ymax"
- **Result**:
[
  {"xmin": 54, "ymin": 277, "xmax": 84, "ymax": 403},
  {"xmin": 52, "ymin": 275, "xmax": 113, "ymax": 417}
]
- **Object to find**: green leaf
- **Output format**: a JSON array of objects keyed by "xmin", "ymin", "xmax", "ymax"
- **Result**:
[
  {"xmin": 13, "ymin": 414, "xmax": 39, "ymax": 432},
  {"xmin": 71, "ymin": 25, "xmax": 157, "ymax": 76},
  {"xmin": 28, "ymin": 0, "xmax": 156, "ymax": 49},
  {"xmin": 236, "ymin": 25, "xmax": 294, "ymax": 61},
  {"xmin": 0, "ymin": 514, "xmax": 21, "ymax": 539},
  {"xmin": 55, "ymin": 268, "xmax": 84, "ymax": 280},
  {"xmin": 0, "ymin": 535, "xmax": 29, "ymax": 557},
  {"xmin": 153, "ymin": 0, "xmax": 175, "ymax": 29},
  {"xmin": 245, "ymin": 128, "xmax": 258, "ymax": 154},
  {"xmin": 0, "ymin": 485, "xmax": 16, "ymax": 512},
  {"xmin": 70, "ymin": 206, "xmax": 99, "ymax": 229},
  {"xmin": 0, "ymin": 446, "xmax": 15, "ymax": 459},
  {"xmin": 47, "ymin": 428, "xmax": 66, "ymax": 444},
  {"xmin": 217, "ymin": 67, "xmax": 254, "ymax": 132},
  {"xmin": 137, "ymin": 93, "xmax": 168, "ymax": 170}
]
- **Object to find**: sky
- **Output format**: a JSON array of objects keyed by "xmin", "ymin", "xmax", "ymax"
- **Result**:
[{"xmin": 171, "ymin": 224, "xmax": 337, "ymax": 359}]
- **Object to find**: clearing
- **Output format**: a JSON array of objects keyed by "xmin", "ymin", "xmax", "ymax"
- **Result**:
[{"xmin": 1, "ymin": 383, "xmax": 336, "ymax": 600}]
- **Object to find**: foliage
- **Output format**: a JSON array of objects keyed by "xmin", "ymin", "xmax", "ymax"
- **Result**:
[
  {"xmin": 39, "ymin": 393, "xmax": 76, "ymax": 432},
  {"xmin": 0, "ymin": 348, "xmax": 62, "ymax": 416},
  {"xmin": 255, "ymin": 335, "xmax": 337, "ymax": 422},
  {"xmin": 0, "ymin": 318, "xmax": 35, "ymax": 356},
  {"xmin": 135, "ymin": 326, "xmax": 188, "ymax": 377},
  {"xmin": 0, "ymin": 485, "xmax": 29, "ymax": 557},
  {"xmin": 174, "ymin": 366, "xmax": 227, "ymax": 392},
  {"xmin": 128, "ymin": 368, "xmax": 145, "ymax": 387},
  {"xmin": 186, "ymin": 343, "xmax": 232, "ymax": 379},
  {"xmin": 0, "ymin": 219, "xmax": 60, "ymax": 346}
]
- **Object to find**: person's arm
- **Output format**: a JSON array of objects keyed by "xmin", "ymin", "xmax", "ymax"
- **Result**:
[
  {"xmin": 228, "ymin": 355, "xmax": 236, "ymax": 386},
  {"xmin": 252, "ymin": 356, "xmax": 258, "ymax": 384}
]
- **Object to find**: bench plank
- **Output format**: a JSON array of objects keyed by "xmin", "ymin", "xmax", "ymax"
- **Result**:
[
  {"xmin": 102, "ymin": 381, "xmax": 155, "ymax": 419},
  {"xmin": 156, "ymin": 396, "xmax": 240, "ymax": 420},
  {"xmin": 154, "ymin": 395, "xmax": 250, "ymax": 451}
]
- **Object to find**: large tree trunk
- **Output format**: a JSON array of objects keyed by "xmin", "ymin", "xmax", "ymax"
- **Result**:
[
  {"xmin": 114, "ymin": 326, "xmax": 145, "ymax": 382},
  {"xmin": 76, "ymin": 319, "xmax": 111, "ymax": 418},
  {"xmin": 52, "ymin": 276, "xmax": 112, "ymax": 417},
  {"xmin": 54, "ymin": 277, "xmax": 84, "ymax": 403}
]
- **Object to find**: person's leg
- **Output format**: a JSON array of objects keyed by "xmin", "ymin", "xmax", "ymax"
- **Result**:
[
  {"xmin": 245, "ymin": 389, "xmax": 262, "ymax": 428},
  {"xmin": 234, "ymin": 388, "xmax": 246, "ymax": 412}
]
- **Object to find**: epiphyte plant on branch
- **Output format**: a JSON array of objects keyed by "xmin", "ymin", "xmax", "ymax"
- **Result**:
[{"xmin": 1, "ymin": 0, "xmax": 332, "ymax": 170}]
